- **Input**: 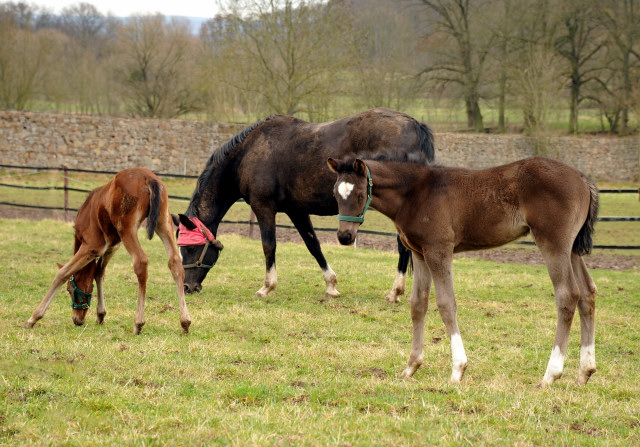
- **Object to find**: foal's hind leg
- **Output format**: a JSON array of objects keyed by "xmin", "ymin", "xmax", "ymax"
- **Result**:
[
  {"xmin": 120, "ymin": 231, "xmax": 149, "ymax": 335},
  {"xmin": 572, "ymin": 254, "xmax": 597, "ymax": 385},
  {"xmin": 540, "ymin": 251, "xmax": 581, "ymax": 387},
  {"xmin": 24, "ymin": 246, "xmax": 97, "ymax": 328},
  {"xmin": 94, "ymin": 245, "xmax": 119, "ymax": 324},
  {"xmin": 157, "ymin": 214, "xmax": 191, "ymax": 334},
  {"xmin": 253, "ymin": 205, "xmax": 278, "ymax": 298},
  {"xmin": 386, "ymin": 236, "xmax": 410, "ymax": 303},
  {"xmin": 287, "ymin": 211, "xmax": 339, "ymax": 298},
  {"xmin": 400, "ymin": 252, "xmax": 432, "ymax": 378}
]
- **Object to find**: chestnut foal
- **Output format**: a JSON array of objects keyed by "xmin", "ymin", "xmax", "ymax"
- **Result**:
[
  {"xmin": 24, "ymin": 168, "xmax": 191, "ymax": 334},
  {"xmin": 328, "ymin": 156, "xmax": 598, "ymax": 387}
]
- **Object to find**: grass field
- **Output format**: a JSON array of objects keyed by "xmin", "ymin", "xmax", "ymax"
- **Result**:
[{"xmin": 1, "ymin": 217, "xmax": 639, "ymax": 445}]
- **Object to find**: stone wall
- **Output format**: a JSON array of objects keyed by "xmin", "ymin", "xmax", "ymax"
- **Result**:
[
  {"xmin": 1, "ymin": 111, "xmax": 638, "ymax": 181},
  {"xmin": 0, "ymin": 111, "xmax": 241, "ymax": 176}
]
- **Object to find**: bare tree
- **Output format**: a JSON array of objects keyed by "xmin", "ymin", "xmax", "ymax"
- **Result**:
[
  {"xmin": 114, "ymin": 14, "xmax": 201, "ymax": 118},
  {"xmin": 0, "ymin": 3, "xmax": 60, "ymax": 109},
  {"xmin": 553, "ymin": 0, "xmax": 605, "ymax": 134},
  {"xmin": 415, "ymin": 0, "xmax": 495, "ymax": 131},
  {"xmin": 210, "ymin": 0, "xmax": 354, "ymax": 119},
  {"xmin": 349, "ymin": 0, "xmax": 423, "ymax": 111},
  {"xmin": 594, "ymin": 0, "xmax": 640, "ymax": 134}
]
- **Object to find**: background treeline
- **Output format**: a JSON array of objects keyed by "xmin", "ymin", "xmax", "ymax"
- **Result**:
[{"xmin": 0, "ymin": 0, "xmax": 638, "ymax": 134}]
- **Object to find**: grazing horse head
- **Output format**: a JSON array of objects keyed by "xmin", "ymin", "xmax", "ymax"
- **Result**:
[
  {"xmin": 327, "ymin": 157, "xmax": 371, "ymax": 246},
  {"xmin": 174, "ymin": 214, "xmax": 224, "ymax": 294},
  {"xmin": 59, "ymin": 261, "xmax": 96, "ymax": 326}
]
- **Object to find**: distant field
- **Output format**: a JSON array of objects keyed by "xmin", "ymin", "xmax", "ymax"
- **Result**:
[{"xmin": 1, "ymin": 218, "xmax": 639, "ymax": 445}]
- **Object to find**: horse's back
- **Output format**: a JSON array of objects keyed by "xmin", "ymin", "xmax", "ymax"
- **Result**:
[{"xmin": 236, "ymin": 109, "xmax": 432, "ymax": 213}]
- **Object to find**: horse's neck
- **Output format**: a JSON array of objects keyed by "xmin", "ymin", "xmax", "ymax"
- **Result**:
[
  {"xmin": 74, "ymin": 260, "xmax": 97, "ymax": 292},
  {"xmin": 191, "ymin": 173, "xmax": 240, "ymax": 234},
  {"xmin": 370, "ymin": 163, "xmax": 420, "ymax": 220}
]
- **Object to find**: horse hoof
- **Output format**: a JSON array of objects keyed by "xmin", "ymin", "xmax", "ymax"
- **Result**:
[
  {"xmin": 181, "ymin": 320, "xmax": 191, "ymax": 334},
  {"xmin": 23, "ymin": 321, "xmax": 34, "ymax": 329},
  {"xmin": 385, "ymin": 295, "xmax": 401, "ymax": 303},
  {"xmin": 133, "ymin": 323, "xmax": 145, "ymax": 335},
  {"xmin": 97, "ymin": 314, "xmax": 106, "ymax": 324},
  {"xmin": 325, "ymin": 290, "xmax": 340, "ymax": 298}
]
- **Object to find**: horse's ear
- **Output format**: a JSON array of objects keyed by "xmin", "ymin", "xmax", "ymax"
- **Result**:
[
  {"xmin": 353, "ymin": 159, "xmax": 367, "ymax": 177},
  {"xmin": 171, "ymin": 214, "xmax": 180, "ymax": 228},
  {"xmin": 178, "ymin": 214, "xmax": 197, "ymax": 231},
  {"xmin": 327, "ymin": 158, "xmax": 339, "ymax": 173},
  {"xmin": 213, "ymin": 239, "xmax": 224, "ymax": 251},
  {"xmin": 56, "ymin": 263, "xmax": 64, "ymax": 270}
]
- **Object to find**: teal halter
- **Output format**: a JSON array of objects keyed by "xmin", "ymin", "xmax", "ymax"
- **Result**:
[
  {"xmin": 70, "ymin": 276, "xmax": 92, "ymax": 310},
  {"xmin": 338, "ymin": 166, "xmax": 373, "ymax": 224}
]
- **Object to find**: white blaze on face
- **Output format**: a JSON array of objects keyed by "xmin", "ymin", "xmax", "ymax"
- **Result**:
[{"xmin": 337, "ymin": 181, "xmax": 355, "ymax": 200}]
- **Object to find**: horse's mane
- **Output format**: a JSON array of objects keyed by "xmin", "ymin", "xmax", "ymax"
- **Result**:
[{"xmin": 186, "ymin": 115, "xmax": 278, "ymax": 216}]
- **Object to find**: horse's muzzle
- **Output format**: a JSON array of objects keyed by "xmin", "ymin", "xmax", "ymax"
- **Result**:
[
  {"xmin": 337, "ymin": 230, "xmax": 356, "ymax": 246},
  {"xmin": 72, "ymin": 317, "xmax": 85, "ymax": 326},
  {"xmin": 184, "ymin": 283, "xmax": 202, "ymax": 294}
]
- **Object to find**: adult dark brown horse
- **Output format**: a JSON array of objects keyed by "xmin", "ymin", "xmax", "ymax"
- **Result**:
[
  {"xmin": 24, "ymin": 168, "xmax": 191, "ymax": 335},
  {"xmin": 176, "ymin": 108, "xmax": 434, "ymax": 299},
  {"xmin": 328, "ymin": 155, "xmax": 599, "ymax": 387}
]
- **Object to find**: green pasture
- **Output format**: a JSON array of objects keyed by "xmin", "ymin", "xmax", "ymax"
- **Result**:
[{"xmin": 1, "ymin": 218, "xmax": 639, "ymax": 445}]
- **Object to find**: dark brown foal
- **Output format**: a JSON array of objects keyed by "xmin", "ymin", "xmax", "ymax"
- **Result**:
[
  {"xmin": 328, "ymin": 156, "xmax": 598, "ymax": 387},
  {"xmin": 24, "ymin": 168, "xmax": 191, "ymax": 335}
]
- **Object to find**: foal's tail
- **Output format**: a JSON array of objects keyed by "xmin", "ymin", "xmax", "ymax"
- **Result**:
[
  {"xmin": 146, "ymin": 178, "xmax": 162, "ymax": 240},
  {"xmin": 573, "ymin": 177, "xmax": 599, "ymax": 256}
]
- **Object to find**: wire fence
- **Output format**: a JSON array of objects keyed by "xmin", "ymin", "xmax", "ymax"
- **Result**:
[{"xmin": 2, "ymin": 164, "xmax": 639, "ymax": 249}]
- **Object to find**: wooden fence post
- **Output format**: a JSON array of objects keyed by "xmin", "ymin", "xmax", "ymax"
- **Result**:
[{"xmin": 63, "ymin": 165, "xmax": 69, "ymax": 222}]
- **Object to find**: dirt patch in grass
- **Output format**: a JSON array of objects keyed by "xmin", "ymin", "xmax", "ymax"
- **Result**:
[{"xmin": 2, "ymin": 205, "xmax": 637, "ymax": 271}]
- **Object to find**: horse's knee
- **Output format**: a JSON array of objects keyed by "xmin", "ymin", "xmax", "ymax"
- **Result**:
[{"xmin": 133, "ymin": 255, "xmax": 149, "ymax": 278}]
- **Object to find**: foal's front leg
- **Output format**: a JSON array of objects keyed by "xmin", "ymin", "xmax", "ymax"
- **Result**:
[
  {"xmin": 400, "ymin": 252, "xmax": 432, "ymax": 378},
  {"xmin": 24, "ymin": 247, "xmax": 97, "ymax": 328},
  {"xmin": 94, "ymin": 245, "xmax": 119, "ymax": 324},
  {"xmin": 425, "ymin": 250, "xmax": 468, "ymax": 383}
]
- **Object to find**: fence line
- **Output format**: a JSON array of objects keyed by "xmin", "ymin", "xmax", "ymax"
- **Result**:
[{"xmin": 2, "ymin": 164, "xmax": 639, "ymax": 249}]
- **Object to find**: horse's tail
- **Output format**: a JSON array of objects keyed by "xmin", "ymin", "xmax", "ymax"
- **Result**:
[
  {"xmin": 413, "ymin": 119, "xmax": 435, "ymax": 164},
  {"xmin": 573, "ymin": 177, "xmax": 599, "ymax": 256},
  {"xmin": 146, "ymin": 178, "xmax": 162, "ymax": 240}
]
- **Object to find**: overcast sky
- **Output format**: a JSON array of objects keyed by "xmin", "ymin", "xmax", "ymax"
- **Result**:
[{"xmin": 33, "ymin": 0, "xmax": 220, "ymax": 18}]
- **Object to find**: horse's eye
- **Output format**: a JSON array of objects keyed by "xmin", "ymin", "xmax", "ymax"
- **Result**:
[{"xmin": 359, "ymin": 193, "xmax": 365, "ymax": 201}]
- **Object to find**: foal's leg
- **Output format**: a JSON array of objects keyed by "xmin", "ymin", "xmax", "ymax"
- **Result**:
[
  {"xmin": 157, "ymin": 215, "xmax": 191, "ymax": 334},
  {"xmin": 253, "ymin": 205, "xmax": 278, "ymax": 298},
  {"xmin": 539, "ymin": 251, "xmax": 581, "ymax": 387},
  {"xmin": 94, "ymin": 245, "xmax": 119, "ymax": 324},
  {"xmin": 386, "ymin": 236, "xmax": 410, "ymax": 303},
  {"xmin": 572, "ymin": 254, "xmax": 597, "ymax": 385},
  {"xmin": 425, "ymin": 250, "xmax": 468, "ymax": 383},
  {"xmin": 120, "ymin": 231, "xmax": 149, "ymax": 335},
  {"xmin": 24, "ymin": 246, "xmax": 97, "ymax": 328},
  {"xmin": 287, "ymin": 211, "xmax": 339, "ymax": 298},
  {"xmin": 400, "ymin": 252, "xmax": 432, "ymax": 378}
]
